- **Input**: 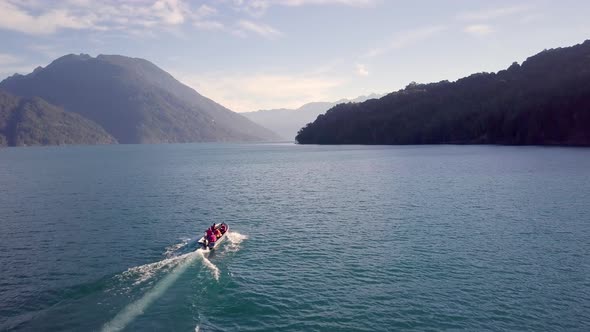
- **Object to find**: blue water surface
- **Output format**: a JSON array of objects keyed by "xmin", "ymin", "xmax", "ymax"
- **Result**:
[{"xmin": 0, "ymin": 143, "xmax": 589, "ymax": 331}]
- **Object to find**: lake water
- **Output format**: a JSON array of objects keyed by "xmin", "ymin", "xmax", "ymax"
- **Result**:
[{"xmin": 0, "ymin": 144, "xmax": 589, "ymax": 331}]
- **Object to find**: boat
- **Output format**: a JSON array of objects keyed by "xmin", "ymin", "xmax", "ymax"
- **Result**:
[{"xmin": 197, "ymin": 223, "xmax": 229, "ymax": 251}]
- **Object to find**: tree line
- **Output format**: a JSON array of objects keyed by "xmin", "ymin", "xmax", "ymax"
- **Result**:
[{"xmin": 296, "ymin": 40, "xmax": 590, "ymax": 146}]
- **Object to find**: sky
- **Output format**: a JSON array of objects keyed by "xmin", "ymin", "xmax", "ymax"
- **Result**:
[{"xmin": 0, "ymin": 0, "xmax": 589, "ymax": 113}]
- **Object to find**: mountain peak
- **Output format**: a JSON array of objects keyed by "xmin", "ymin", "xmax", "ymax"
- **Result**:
[
  {"xmin": 0, "ymin": 54, "xmax": 279, "ymax": 144},
  {"xmin": 51, "ymin": 53, "xmax": 93, "ymax": 65}
]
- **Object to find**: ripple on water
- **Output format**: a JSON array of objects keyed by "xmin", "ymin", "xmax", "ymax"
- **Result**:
[{"xmin": 1, "ymin": 144, "xmax": 590, "ymax": 331}]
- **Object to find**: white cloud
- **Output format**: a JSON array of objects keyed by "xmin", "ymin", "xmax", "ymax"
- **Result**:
[
  {"xmin": 0, "ymin": 0, "xmax": 221, "ymax": 35},
  {"xmin": 464, "ymin": 24, "xmax": 494, "ymax": 36},
  {"xmin": 195, "ymin": 4, "xmax": 217, "ymax": 17},
  {"xmin": 0, "ymin": 0, "xmax": 378, "ymax": 36},
  {"xmin": 193, "ymin": 20, "xmax": 224, "ymax": 30},
  {"xmin": 457, "ymin": 5, "xmax": 532, "ymax": 21},
  {"xmin": 230, "ymin": 0, "xmax": 378, "ymax": 16},
  {"xmin": 356, "ymin": 63, "xmax": 368, "ymax": 76},
  {"xmin": 174, "ymin": 70, "xmax": 344, "ymax": 112},
  {"xmin": 0, "ymin": 52, "xmax": 35, "ymax": 77},
  {"xmin": 365, "ymin": 25, "xmax": 446, "ymax": 57},
  {"xmin": 151, "ymin": 0, "xmax": 186, "ymax": 25},
  {"xmin": 237, "ymin": 20, "xmax": 281, "ymax": 39},
  {"xmin": 276, "ymin": 0, "xmax": 377, "ymax": 7},
  {"xmin": 0, "ymin": 53, "xmax": 21, "ymax": 65},
  {"xmin": 0, "ymin": 0, "xmax": 101, "ymax": 35},
  {"xmin": 192, "ymin": 3, "xmax": 223, "ymax": 30}
]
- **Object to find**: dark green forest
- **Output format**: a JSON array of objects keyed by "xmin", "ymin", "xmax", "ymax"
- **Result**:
[
  {"xmin": 0, "ymin": 91, "xmax": 115, "ymax": 147},
  {"xmin": 296, "ymin": 40, "xmax": 590, "ymax": 146}
]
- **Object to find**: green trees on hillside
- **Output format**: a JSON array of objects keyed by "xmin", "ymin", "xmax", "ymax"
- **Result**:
[
  {"xmin": 0, "ymin": 91, "xmax": 116, "ymax": 147},
  {"xmin": 296, "ymin": 41, "xmax": 590, "ymax": 146}
]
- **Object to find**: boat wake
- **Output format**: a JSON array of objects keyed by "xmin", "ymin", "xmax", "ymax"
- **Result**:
[
  {"xmin": 163, "ymin": 237, "xmax": 192, "ymax": 257},
  {"xmin": 119, "ymin": 251, "xmax": 194, "ymax": 286},
  {"xmin": 102, "ymin": 232, "xmax": 247, "ymax": 332},
  {"xmin": 197, "ymin": 250, "xmax": 220, "ymax": 280},
  {"xmin": 102, "ymin": 251, "xmax": 196, "ymax": 331},
  {"xmin": 225, "ymin": 231, "xmax": 248, "ymax": 253}
]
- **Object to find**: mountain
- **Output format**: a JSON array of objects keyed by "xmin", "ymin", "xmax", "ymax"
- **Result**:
[
  {"xmin": 0, "ymin": 54, "xmax": 280, "ymax": 144},
  {"xmin": 0, "ymin": 90, "xmax": 115, "ymax": 146},
  {"xmin": 296, "ymin": 41, "xmax": 590, "ymax": 146},
  {"xmin": 242, "ymin": 93, "xmax": 383, "ymax": 140}
]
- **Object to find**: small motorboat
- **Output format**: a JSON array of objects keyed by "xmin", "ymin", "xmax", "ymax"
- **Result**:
[{"xmin": 197, "ymin": 223, "xmax": 229, "ymax": 251}]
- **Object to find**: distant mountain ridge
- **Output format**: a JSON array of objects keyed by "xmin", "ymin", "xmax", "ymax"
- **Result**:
[
  {"xmin": 0, "ymin": 90, "xmax": 115, "ymax": 146},
  {"xmin": 1, "ymin": 54, "xmax": 280, "ymax": 144},
  {"xmin": 242, "ymin": 93, "xmax": 383, "ymax": 140},
  {"xmin": 297, "ymin": 40, "xmax": 590, "ymax": 146}
]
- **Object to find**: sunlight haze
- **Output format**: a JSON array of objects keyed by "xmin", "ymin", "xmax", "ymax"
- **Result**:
[{"xmin": 1, "ymin": 0, "xmax": 589, "ymax": 112}]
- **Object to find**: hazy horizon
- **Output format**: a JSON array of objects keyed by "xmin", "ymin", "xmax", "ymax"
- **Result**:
[{"xmin": 1, "ymin": 0, "xmax": 589, "ymax": 112}]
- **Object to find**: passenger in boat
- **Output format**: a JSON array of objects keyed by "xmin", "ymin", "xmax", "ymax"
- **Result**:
[
  {"xmin": 220, "ymin": 223, "xmax": 227, "ymax": 234},
  {"xmin": 204, "ymin": 228, "xmax": 213, "ymax": 247},
  {"xmin": 210, "ymin": 224, "xmax": 216, "ymax": 232},
  {"xmin": 207, "ymin": 232, "xmax": 217, "ymax": 248},
  {"xmin": 214, "ymin": 228, "xmax": 222, "ymax": 239}
]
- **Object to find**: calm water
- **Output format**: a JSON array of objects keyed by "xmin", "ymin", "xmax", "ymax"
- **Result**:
[{"xmin": 0, "ymin": 144, "xmax": 589, "ymax": 331}]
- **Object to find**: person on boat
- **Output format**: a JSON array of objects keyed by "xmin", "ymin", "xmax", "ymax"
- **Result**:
[
  {"xmin": 207, "ymin": 232, "xmax": 217, "ymax": 248},
  {"xmin": 204, "ymin": 228, "xmax": 213, "ymax": 247},
  {"xmin": 220, "ymin": 223, "xmax": 227, "ymax": 234},
  {"xmin": 210, "ymin": 224, "xmax": 216, "ymax": 233},
  {"xmin": 214, "ymin": 227, "xmax": 222, "ymax": 239}
]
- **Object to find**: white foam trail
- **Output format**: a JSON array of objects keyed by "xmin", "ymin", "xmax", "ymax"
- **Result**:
[
  {"xmin": 102, "ymin": 251, "xmax": 198, "ymax": 332},
  {"xmin": 197, "ymin": 250, "xmax": 220, "ymax": 280},
  {"xmin": 163, "ymin": 237, "xmax": 191, "ymax": 258},
  {"xmin": 120, "ymin": 251, "xmax": 193, "ymax": 286},
  {"xmin": 102, "ymin": 249, "xmax": 220, "ymax": 332},
  {"xmin": 225, "ymin": 231, "xmax": 248, "ymax": 253}
]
